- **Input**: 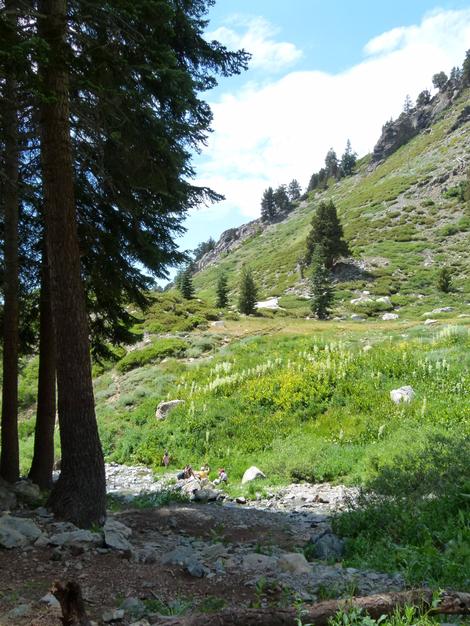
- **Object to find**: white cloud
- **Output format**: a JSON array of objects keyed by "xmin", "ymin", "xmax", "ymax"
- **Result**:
[
  {"xmin": 208, "ymin": 16, "xmax": 302, "ymax": 73},
  {"xmin": 197, "ymin": 9, "xmax": 470, "ymax": 220}
]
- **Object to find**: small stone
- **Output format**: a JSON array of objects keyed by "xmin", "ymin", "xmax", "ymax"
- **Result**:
[
  {"xmin": 236, "ymin": 496, "xmax": 247, "ymax": 504},
  {"xmin": 103, "ymin": 608, "xmax": 125, "ymax": 622},
  {"xmin": 278, "ymin": 552, "xmax": 312, "ymax": 574},
  {"xmin": 8, "ymin": 604, "xmax": 32, "ymax": 618},
  {"xmin": 121, "ymin": 597, "xmax": 145, "ymax": 618},
  {"xmin": 186, "ymin": 560, "xmax": 206, "ymax": 578},
  {"xmin": 40, "ymin": 592, "xmax": 60, "ymax": 608}
]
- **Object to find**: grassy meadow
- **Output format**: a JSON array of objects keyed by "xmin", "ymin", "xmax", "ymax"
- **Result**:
[{"xmin": 14, "ymin": 290, "xmax": 470, "ymax": 591}]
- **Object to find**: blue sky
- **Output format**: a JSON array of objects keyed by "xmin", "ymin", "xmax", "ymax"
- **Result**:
[{"xmin": 174, "ymin": 0, "xmax": 470, "ymax": 260}]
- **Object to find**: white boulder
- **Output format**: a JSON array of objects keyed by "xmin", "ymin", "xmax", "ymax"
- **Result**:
[
  {"xmin": 390, "ymin": 386, "xmax": 415, "ymax": 404},
  {"xmin": 255, "ymin": 297, "xmax": 280, "ymax": 310},
  {"xmin": 376, "ymin": 296, "xmax": 392, "ymax": 305},
  {"xmin": 155, "ymin": 399, "xmax": 184, "ymax": 420},
  {"xmin": 424, "ymin": 319, "xmax": 437, "ymax": 326},
  {"xmin": 241, "ymin": 466, "xmax": 266, "ymax": 484},
  {"xmin": 382, "ymin": 313, "xmax": 399, "ymax": 321}
]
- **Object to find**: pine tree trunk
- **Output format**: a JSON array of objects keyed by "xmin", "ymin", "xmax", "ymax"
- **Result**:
[
  {"xmin": 0, "ymin": 0, "xmax": 20, "ymax": 484},
  {"xmin": 38, "ymin": 0, "xmax": 106, "ymax": 527},
  {"xmin": 28, "ymin": 248, "xmax": 56, "ymax": 490}
]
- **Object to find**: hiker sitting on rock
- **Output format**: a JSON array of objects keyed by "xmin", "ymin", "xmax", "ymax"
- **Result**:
[
  {"xmin": 213, "ymin": 468, "xmax": 228, "ymax": 485},
  {"xmin": 196, "ymin": 464, "xmax": 210, "ymax": 480},
  {"xmin": 177, "ymin": 465, "xmax": 195, "ymax": 480},
  {"xmin": 162, "ymin": 450, "xmax": 170, "ymax": 468}
]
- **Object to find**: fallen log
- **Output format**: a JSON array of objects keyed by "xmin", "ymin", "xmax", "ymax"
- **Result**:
[
  {"xmin": 155, "ymin": 589, "xmax": 470, "ymax": 626},
  {"xmin": 51, "ymin": 581, "xmax": 91, "ymax": 626}
]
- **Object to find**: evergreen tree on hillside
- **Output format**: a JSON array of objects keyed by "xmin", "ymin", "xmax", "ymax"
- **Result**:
[
  {"xmin": 194, "ymin": 238, "xmax": 216, "ymax": 262},
  {"xmin": 273, "ymin": 185, "xmax": 291, "ymax": 214},
  {"xmin": 432, "ymin": 71, "xmax": 448, "ymax": 90},
  {"xmin": 325, "ymin": 148, "xmax": 339, "ymax": 179},
  {"xmin": 449, "ymin": 66, "xmax": 462, "ymax": 89},
  {"xmin": 340, "ymin": 139, "xmax": 357, "ymax": 176},
  {"xmin": 305, "ymin": 200, "xmax": 349, "ymax": 269},
  {"xmin": 416, "ymin": 89, "xmax": 431, "ymax": 107},
  {"xmin": 310, "ymin": 250, "xmax": 334, "ymax": 320},
  {"xmin": 180, "ymin": 266, "xmax": 195, "ymax": 299},
  {"xmin": 238, "ymin": 266, "xmax": 257, "ymax": 315},
  {"xmin": 287, "ymin": 179, "xmax": 302, "ymax": 201},
  {"xmin": 437, "ymin": 266, "xmax": 453, "ymax": 293},
  {"xmin": 463, "ymin": 49, "xmax": 470, "ymax": 86},
  {"xmin": 403, "ymin": 94, "xmax": 413, "ymax": 115},
  {"xmin": 261, "ymin": 187, "xmax": 275, "ymax": 222},
  {"xmin": 216, "ymin": 273, "xmax": 229, "ymax": 308}
]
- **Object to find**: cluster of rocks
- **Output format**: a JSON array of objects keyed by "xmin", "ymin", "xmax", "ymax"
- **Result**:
[{"xmin": 0, "ymin": 508, "xmax": 133, "ymax": 553}]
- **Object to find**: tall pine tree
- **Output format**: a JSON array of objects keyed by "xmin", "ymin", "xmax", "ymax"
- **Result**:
[
  {"xmin": 261, "ymin": 187, "xmax": 275, "ymax": 222},
  {"xmin": 216, "ymin": 273, "xmax": 229, "ymax": 308},
  {"xmin": 310, "ymin": 250, "xmax": 334, "ymax": 320},
  {"xmin": 305, "ymin": 200, "xmax": 349, "ymax": 269},
  {"xmin": 238, "ymin": 267, "xmax": 257, "ymax": 315}
]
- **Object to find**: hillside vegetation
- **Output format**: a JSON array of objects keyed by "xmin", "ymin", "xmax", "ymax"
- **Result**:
[{"xmin": 193, "ymin": 88, "xmax": 470, "ymax": 317}]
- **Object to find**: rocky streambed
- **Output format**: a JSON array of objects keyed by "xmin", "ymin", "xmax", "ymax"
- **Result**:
[{"xmin": 0, "ymin": 464, "xmax": 404, "ymax": 625}]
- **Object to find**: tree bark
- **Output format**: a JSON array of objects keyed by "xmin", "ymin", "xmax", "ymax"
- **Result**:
[
  {"xmin": 28, "ymin": 247, "xmax": 56, "ymax": 490},
  {"xmin": 0, "ymin": 0, "xmax": 20, "ymax": 484},
  {"xmin": 38, "ymin": 0, "xmax": 106, "ymax": 527},
  {"xmin": 155, "ymin": 589, "xmax": 470, "ymax": 626}
]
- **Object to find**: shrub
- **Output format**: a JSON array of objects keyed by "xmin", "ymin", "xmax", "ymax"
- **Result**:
[{"xmin": 116, "ymin": 338, "xmax": 189, "ymax": 373}]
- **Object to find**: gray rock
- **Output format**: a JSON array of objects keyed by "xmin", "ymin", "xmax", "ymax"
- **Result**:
[
  {"xmin": 310, "ymin": 531, "xmax": 345, "ymax": 560},
  {"xmin": 155, "ymin": 399, "xmax": 184, "ymax": 420},
  {"xmin": 40, "ymin": 592, "xmax": 60, "ymax": 607},
  {"xmin": 236, "ymin": 496, "xmax": 247, "ymax": 504},
  {"xmin": 8, "ymin": 604, "xmax": 33, "ymax": 618},
  {"xmin": 121, "ymin": 597, "xmax": 145, "ymax": 619},
  {"xmin": 192, "ymin": 488, "xmax": 219, "ymax": 503},
  {"xmin": 278, "ymin": 552, "xmax": 312, "ymax": 574},
  {"xmin": 0, "ymin": 525, "xmax": 28, "ymax": 548},
  {"xmin": 186, "ymin": 560, "xmax": 206, "ymax": 578},
  {"xmin": 241, "ymin": 466, "xmax": 266, "ymax": 484},
  {"xmin": 0, "ymin": 479, "xmax": 16, "ymax": 511},
  {"xmin": 241, "ymin": 552, "xmax": 277, "ymax": 572},
  {"xmin": 129, "ymin": 621, "xmax": 150, "ymax": 626},
  {"xmin": 382, "ymin": 312, "xmax": 399, "ymax": 321},
  {"xmin": 48, "ymin": 529, "xmax": 102, "ymax": 548},
  {"xmin": 203, "ymin": 543, "xmax": 226, "ymax": 560},
  {"xmin": 0, "ymin": 515, "xmax": 42, "ymax": 541},
  {"xmin": 161, "ymin": 546, "xmax": 195, "ymax": 567},
  {"xmin": 431, "ymin": 306, "xmax": 453, "ymax": 314},
  {"xmin": 104, "ymin": 519, "xmax": 133, "ymax": 551},
  {"xmin": 350, "ymin": 314, "xmax": 366, "ymax": 321},
  {"xmin": 13, "ymin": 480, "xmax": 41, "ymax": 505},
  {"xmin": 103, "ymin": 608, "xmax": 125, "ymax": 622},
  {"xmin": 137, "ymin": 546, "xmax": 158, "ymax": 564},
  {"xmin": 424, "ymin": 318, "xmax": 437, "ymax": 325}
]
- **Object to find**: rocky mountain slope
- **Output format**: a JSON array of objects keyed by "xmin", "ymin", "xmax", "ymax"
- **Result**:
[{"xmin": 192, "ymin": 87, "xmax": 470, "ymax": 315}]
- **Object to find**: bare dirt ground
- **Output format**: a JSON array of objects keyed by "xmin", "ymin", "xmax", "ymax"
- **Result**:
[{"xmin": 0, "ymin": 503, "xmax": 309, "ymax": 626}]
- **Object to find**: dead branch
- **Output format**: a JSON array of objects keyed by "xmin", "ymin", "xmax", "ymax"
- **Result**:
[{"xmin": 155, "ymin": 589, "xmax": 470, "ymax": 626}]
